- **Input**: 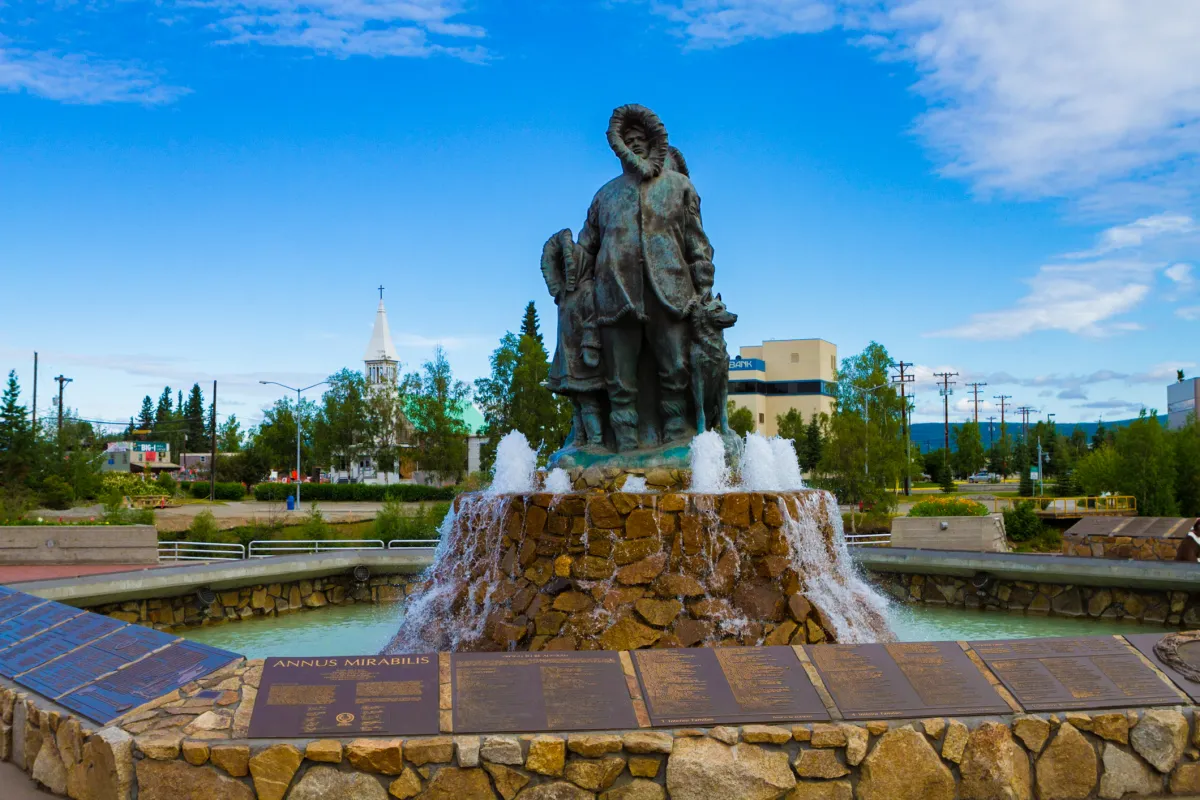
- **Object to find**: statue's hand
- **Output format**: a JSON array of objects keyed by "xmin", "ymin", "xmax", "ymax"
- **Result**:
[{"xmin": 583, "ymin": 346, "xmax": 601, "ymax": 369}]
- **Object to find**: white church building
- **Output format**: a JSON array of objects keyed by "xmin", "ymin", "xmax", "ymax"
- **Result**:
[{"xmin": 329, "ymin": 292, "xmax": 486, "ymax": 484}]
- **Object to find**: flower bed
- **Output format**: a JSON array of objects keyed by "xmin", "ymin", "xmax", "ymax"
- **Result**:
[{"xmin": 908, "ymin": 497, "xmax": 989, "ymax": 517}]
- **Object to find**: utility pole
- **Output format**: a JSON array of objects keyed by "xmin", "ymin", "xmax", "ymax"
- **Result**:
[
  {"xmin": 966, "ymin": 382, "xmax": 987, "ymax": 424},
  {"xmin": 993, "ymin": 395, "xmax": 1012, "ymax": 433},
  {"xmin": 209, "ymin": 380, "xmax": 217, "ymax": 502},
  {"xmin": 934, "ymin": 371, "xmax": 958, "ymax": 463},
  {"xmin": 986, "ymin": 416, "xmax": 996, "ymax": 447},
  {"xmin": 891, "ymin": 361, "xmax": 914, "ymax": 495},
  {"xmin": 31, "ymin": 353, "xmax": 38, "ymax": 433},
  {"xmin": 54, "ymin": 375, "xmax": 72, "ymax": 437},
  {"xmin": 1016, "ymin": 406, "xmax": 1035, "ymax": 442}
]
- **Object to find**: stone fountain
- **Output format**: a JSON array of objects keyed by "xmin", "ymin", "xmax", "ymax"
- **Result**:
[{"xmin": 384, "ymin": 104, "xmax": 894, "ymax": 654}]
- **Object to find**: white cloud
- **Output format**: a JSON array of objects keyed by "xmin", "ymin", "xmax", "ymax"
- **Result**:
[
  {"xmin": 203, "ymin": 0, "xmax": 488, "ymax": 59},
  {"xmin": 0, "ymin": 44, "xmax": 187, "ymax": 104},
  {"xmin": 1177, "ymin": 306, "xmax": 1200, "ymax": 321},
  {"xmin": 1067, "ymin": 214, "xmax": 1196, "ymax": 258},
  {"xmin": 650, "ymin": 0, "xmax": 836, "ymax": 47},
  {"xmin": 644, "ymin": 0, "xmax": 1200, "ymax": 208}
]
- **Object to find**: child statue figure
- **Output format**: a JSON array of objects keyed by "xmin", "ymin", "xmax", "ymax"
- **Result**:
[{"xmin": 542, "ymin": 228, "xmax": 607, "ymax": 451}]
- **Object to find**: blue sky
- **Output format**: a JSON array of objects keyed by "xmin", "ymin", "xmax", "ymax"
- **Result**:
[{"xmin": 2, "ymin": 0, "xmax": 1199, "ymax": 430}]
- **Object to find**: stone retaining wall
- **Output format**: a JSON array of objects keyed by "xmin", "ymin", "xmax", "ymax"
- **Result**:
[
  {"xmin": 873, "ymin": 571, "xmax": 1200, "ymax": 627},
  {"xmin": 3, "ymin": 667, "xmax": 1199, "ymax": 800},
  {"xmin": 84, "ymin": 573, "xmax": 421, "ymax": 631},
  {"xmin": 1063, "ymin": 533, "xmax": 1185, "ymax": 561}
]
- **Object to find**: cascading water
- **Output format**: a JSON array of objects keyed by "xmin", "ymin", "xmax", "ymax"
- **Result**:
[
  {"xmin": 621, "ymin": 476, "xmax": 649, "ymax": 493},
  {"xmin": 689, "ymin": 430, "xmax": 731, "ymax": 492},
  {"xmin": 544, "ymin": 468, "xmax": 573, "ymax": 494},
  {"xmin": 489, "ymin": 431, "xmax": 538, "ymax": 495},
  {"xmin": 382, "ymin": 432, "xmax": 538, "ymax": 653},
  {"xmin": 776, "ymin": 491, "xmax": 894, "ymax": 643},
  {"xmin": 769, "ymin": 436, "xmax": 805, "ymax": 491}
]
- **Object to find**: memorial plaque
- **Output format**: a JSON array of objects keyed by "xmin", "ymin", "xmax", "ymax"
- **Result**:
[
  {"xmin": 452, "ymin": 651, "xmax": 639, "ymax": 733},
  {"xmin": 57, "ymin": 641, "xmax": 239, "ymax": 723},
  {"xmin": 632, "ymin": 646, "xmax": 829, "ymax": 727},
  {"xmin": 0, "ymin": 601, "xmax": 84, "ymax": 647},
  {"xmin": 1124, "ymin": 633, "xmax": 1200, "ymax": 703},
  {"xmin": 806, "ymin": 642, "xmax": 1010, "ymax": 719},
  {"xmin": 248, "ymin": 654, "xmax": 439, "ymax": 738},
  {"xmin": 970, "ymin": 637, "xmax": 1184, "ymax": 711},
  {"xmin": 15, "ymin": 623, "xmax": 177, "ymax": 699},
  {"xmin": 0, "ymin": 614, "xmax": 127, "ymax": 678},
  {"xmin": 0, "ymin": 592, "xmax": 47, "ymax": 623}
]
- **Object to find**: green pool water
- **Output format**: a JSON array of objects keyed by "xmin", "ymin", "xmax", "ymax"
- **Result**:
[{"xmin": 178, "ymin": 602, "xmax": 1175, "ymax": 660}]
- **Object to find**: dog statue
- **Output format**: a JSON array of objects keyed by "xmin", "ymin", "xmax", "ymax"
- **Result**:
[
  {"xmin": 1177, "ymin": 520, "xmax": 1200, "ymax": 563},
  {"xmin": 689, "ymin": 291, "xmax": 738, "ymax": 434}
]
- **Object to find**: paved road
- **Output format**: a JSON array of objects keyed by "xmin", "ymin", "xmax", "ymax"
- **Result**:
[{"xmin": 2, "ymin": 762, "xmax": 55, "ymax": 798}]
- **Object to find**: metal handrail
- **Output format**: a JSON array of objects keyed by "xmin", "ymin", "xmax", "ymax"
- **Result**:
[
  {"xmin": 158, "ymin": 541, "xmax": 246, "ymax": 562},
  {"xmin": 247, "ymin": 539, "xmax": 386, "ymax": 558},
  {"xmin": 387, "ymin": 539, "xmax": 439, "ymax": 549},
  {"xmin": 845, "ymin": 532, "xmax": 892, "ymax": 546}
]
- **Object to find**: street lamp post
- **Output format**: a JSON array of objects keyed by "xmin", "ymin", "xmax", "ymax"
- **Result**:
[{"xmin": 260, "ymin": 380, "xmax": 328, "ymax": 507}]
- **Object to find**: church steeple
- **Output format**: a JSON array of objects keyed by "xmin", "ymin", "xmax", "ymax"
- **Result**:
[{"xmin": 364, "ymin": 288, "xmax": 398, "ymax": 386}]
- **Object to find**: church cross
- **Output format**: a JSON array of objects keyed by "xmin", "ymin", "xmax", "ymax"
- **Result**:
[{"xmin": 378, "ymin": 284, "xmax": 385, "ymax": 300}]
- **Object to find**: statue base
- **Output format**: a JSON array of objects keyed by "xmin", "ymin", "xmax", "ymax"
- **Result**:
[{"xmin": 548, "ymin": 431, "xmax": 740, "ymax": 475}]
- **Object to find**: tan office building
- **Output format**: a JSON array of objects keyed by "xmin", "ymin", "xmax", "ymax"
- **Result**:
[{"xmin": 728, "ymin": 339, "xmax": 838, "ymax": 436}]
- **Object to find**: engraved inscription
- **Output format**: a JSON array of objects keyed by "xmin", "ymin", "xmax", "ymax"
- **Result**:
[
  {"xmin": 452, "ymin": 651, "xmax": 638, "ymax": 733},
  {"xmin": 972, "ymin": 636, "xmax": 1183, "ymax": 712},
  {"xmin": 632, "ymin": 647, "xmax": 828, "ymax": 727},
  {"xmin": 806, "ymin": 642, "xmax": 1009, "ymax": 720},
  {"xmin": 249, "ymin": 654, "xmax": 438, "ymax": 738},
  {"xmin": 1124, "ymin": 634, "xmax": 1200, "ymax": 704}
]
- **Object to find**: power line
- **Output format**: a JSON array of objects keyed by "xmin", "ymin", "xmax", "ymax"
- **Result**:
[
  {"xmin": 933, "ymin": 371, "xmax": 958, "ymax": 460},
  {"xmin": 993, "ymin": 395, "xmax": 1012, "ymax": 434},
  {"xmin": 1016, "ymin": 406, "xmax": 1036, "ymax": 442},
  {"xmin": 966, "ymin": 382, "xmax": 987, "ymax": 425},
  {"xmin": 891, "ymin": 361, "xmax": 914, "ymax": 495}
]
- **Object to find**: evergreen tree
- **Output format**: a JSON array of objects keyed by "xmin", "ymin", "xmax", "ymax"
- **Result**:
[
  {"xmin": 1115, "ymin": 411, "xmax": 1177, "ymax": 516},
  {"xmin": 314, "ymin": 369, "xmax": 370, "ymax": 471},
  {"xmin": 183, "ymin": 384, "xmax": 206, "ymax": 452},
  {"xmin": 1174, "ymin": 416, "xmax": 1200, "ymax": 515},
  {"xmin": 509, "ymin": 327, "xmax": 571, "ymax": 461},
  {"xmin": 0, "ymin": 371, "xmax": 34, "ymax": 485},
  {"xmin": 154, "ymin": 387, "xmax": 173, "ymax": 426},
  {"xmin": 803, "ymin": 414, "xmax": 824, "ymax": 472},
  {"xmin": 1092, "ymin": 423, "xmax": 1109, "ymax": 448},
  {"xmin": 776, "ymin": 409, "xmax": 805, "ymax": 467},
  {"xmin": 136, "ymin": 396, "xmax": 155, "ymax": 431},
  {"xmin": 952, "ymin": 421, "xmax": 986, "ymax": 478},
  {"xmin": 401, "ymin": 346, "xmax": 471, "ymax": 481},
  {"xmin": 474, "ymin": 332, "xmax": 521, "ymax": 474},
  {"xmin": 217, "ymin": 415, "xmax": 244, "ymax": 453},
  {"xmin": 520, "ymin": 301, "xmax": 543, "ymax": 345},
  {"xmin": 1018, "ymin": 465, "xmax": 1034, "ymax": 497}
]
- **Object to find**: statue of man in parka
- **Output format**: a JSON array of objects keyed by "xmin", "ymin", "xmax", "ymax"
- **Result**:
[{"xmin": 577, "ymin": 105, "xmax": 716, "ymax": 452}]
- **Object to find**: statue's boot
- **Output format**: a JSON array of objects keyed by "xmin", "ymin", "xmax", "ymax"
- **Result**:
[
  {"xmin": 582, "ymin": 409, "xmax": 605, "ymax": 448},
  {"xmin": 660, "ymin": 393, "xmax": 691, "ymax": 443},
  {"xmin": 610, "ymin": 404, "xmax": 640, "ymax": 452}
]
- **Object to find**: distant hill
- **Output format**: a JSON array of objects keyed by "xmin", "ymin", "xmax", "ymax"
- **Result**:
[{"xmin": 908, "ymin": 418, "xmax": 1136, "ymax": 454}]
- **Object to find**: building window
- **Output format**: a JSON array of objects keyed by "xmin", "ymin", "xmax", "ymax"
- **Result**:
[
  {"xmin": 759, "ymin": 413, "xmax": 765, "ymax": 423},
  {"xmin": 791, "ymin": 353, "xmax": 799, "ymax": 363}
]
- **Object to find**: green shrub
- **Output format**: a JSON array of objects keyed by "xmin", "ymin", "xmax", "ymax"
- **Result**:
[
  {"xmin": 40, "ymin": 476, "xmax": 75, "ymax": 510},
  {"xmin": 940, "ymin": 472, "xmax": 957, "ymax": 493},
  {"xmin": 189, "ymin": 482, "xmax": 246, "ymax": 501},
  {"xmin": 101, "ymin": 473, "xmax": 160, "ymax": 498},
  {"xmin": 375, "ymin": 501, "xmax": 450, "ymax": 541},
  {"xmin": 840, "ymin": 511, "xmax": 892, "ymax": 535},
  {"xmin": 299, "ymin": 503, "xmax": 330, "ymax": 539},
  {"xmin": 909, "ymin": 497, "xmax": 989, "ymax": 517},
  {"xmin": 252, "ymin": 483, "xmax": 456, "ymax": 503},
  {"xmin": 1003, "ymin": 501, "xmax": 1044, "ymax": 543},
  {"xmin": 1019, "ymin": 468, "xmax": 1035, "ymax": 497},
  {"xmin": 187, "ymin": 509, "xmax": 221, "ymax": 541},
  {"xmin": 155, "ymin": 473, "xmax": 178, "ymax": 495}
]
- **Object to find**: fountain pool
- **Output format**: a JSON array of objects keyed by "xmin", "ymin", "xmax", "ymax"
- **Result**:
[{"xmin": 178, "ymin": 601, "xmax": 1175, "ymax": 660}]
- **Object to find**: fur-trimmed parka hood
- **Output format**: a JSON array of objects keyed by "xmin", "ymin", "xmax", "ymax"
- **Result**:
[{"xmin": 608, "ymin": 104, "xmax": 668, "ymax": 181}]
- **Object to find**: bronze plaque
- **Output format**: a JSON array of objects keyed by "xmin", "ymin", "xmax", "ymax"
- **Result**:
[
  {"xmin": 249, "ymin": 654, "xmax": 439, "ymax": 738},
  {"xmin": 452, "ymin": 651, "xmax": 638, "ymax": 733},
  {"xmin": 806, "ymin": 642, "xmax": 1010, "ymax": 719},
  {"xmin": 632, "ymin": 646, "xmax": 829, "ymax": 727},
  {"xmin": 1124, "ymin": 633, "xmax": 1200, "ymax": 703},
  {"xmin": 970, "ymin": 637, "xmax": 1184, "ymax": 711}
]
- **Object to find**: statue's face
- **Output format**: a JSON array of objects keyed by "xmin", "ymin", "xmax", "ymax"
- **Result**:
[{"xmin": 623, "ymin": 124, "xmax": 649, "ymax": 158}]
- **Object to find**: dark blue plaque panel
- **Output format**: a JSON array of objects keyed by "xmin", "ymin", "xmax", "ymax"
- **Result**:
[
  {"xmin": 0, "ymin": 614, "xmax": 127, "ymax": 678},
  {"xmin": 17, "ymin": 625, "xmax": 178, "ymax": 698},
  {"xmin": 0, "ymin": 602, "xmax": 84, "ymax": 647},
  {"xmin": 58, "ymin": 641, "xmax": 239, "ymax": 723},
  {"xmin": 0, "ymin": 592, "xmax": 46, "ymax": 623}
]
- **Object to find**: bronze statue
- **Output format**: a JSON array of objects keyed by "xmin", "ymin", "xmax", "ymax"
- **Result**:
[{"xmin": 544, "ymin": 105, "xmax": 735, "ymax": 468}]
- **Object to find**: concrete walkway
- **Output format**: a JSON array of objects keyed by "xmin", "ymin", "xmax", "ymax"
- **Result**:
[
  {"xmin": 1, "ymin": 762, "xmax": 55, "ymax": 798},
  {"xmin": 33, "ymin": 500, "xmax": 430, "ymax": 533}
]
